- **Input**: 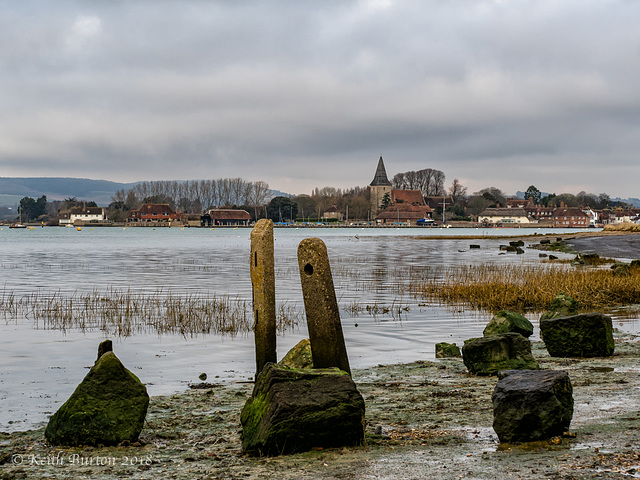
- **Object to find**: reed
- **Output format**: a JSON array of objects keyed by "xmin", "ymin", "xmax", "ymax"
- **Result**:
[
  {"xmin": 408, "ymin": 263, "xmax": 640, "ymax": 313},
  {"xmin": 0, "ymin": 288, "xmax": 299, "ymax": 337}
]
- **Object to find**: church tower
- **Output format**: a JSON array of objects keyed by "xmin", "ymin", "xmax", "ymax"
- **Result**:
[{"xmin": 369, "ymin": 156, "xmax": 392, "ymax": 217}]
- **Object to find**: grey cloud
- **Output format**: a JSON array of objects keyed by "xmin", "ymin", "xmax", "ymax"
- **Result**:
[{"xmin": 1, "ymin": 0, "xmax": 639, "ymax": 197}]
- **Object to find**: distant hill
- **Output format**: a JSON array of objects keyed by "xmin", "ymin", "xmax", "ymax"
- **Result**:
[
  {"xmin": 0, "ymin": 177, "xmax": 288, "ymax": 208},
  {"xmin": 0, "ymin": 177, "xmax": 138, "ymax": 207}
]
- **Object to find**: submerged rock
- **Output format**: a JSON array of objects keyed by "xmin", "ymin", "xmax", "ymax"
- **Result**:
[
  {"xmin": 435, "ymin": 342, "xmax": 461, "ymax": 358},
  {"xmin": 241, "ymin": 363, "xmax": 365, "ymax": 456},
  {"xmin": 279, "ymin": 339, "xmax": 314, "ymax": 369},
  {"xmin": 540, "ymin": 292, "xmax": 579, "ymax": 321},
  {"xmin": 462, "ymin": 333, "xmax": 539, "ymax": 376},
  {"xmin": 492, "ymin": 369, "xmax": 573, "ymax": 443},
  {"xmin": 540, "ymin": 312, "xmax": 615, "ymax": 357},
  {"xmin": 45, "ymin": 344, "xmax": 149, "ymax": 447},
  {"xmin": 483, "ymin": 310, "xmax": 534, "ymax": 338}
]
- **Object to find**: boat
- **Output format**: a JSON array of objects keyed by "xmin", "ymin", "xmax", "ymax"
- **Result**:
[{"xmin": 9, "ymin": 205, "xmax": 27, "ymax": 229}]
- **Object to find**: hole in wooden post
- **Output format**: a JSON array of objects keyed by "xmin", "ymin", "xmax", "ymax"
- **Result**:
[
  {"xmin": 254, "ymin": 251, "xmax": 258, "ymax": 267},
  {"xmin": 304, "ymin": 263, "xmax": 314, "ymax": 276}
]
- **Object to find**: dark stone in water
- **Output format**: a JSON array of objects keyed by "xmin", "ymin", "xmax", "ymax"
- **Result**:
[{"xmin": 492, "ymin": 369, "xmax": 573, "ymax": 443}]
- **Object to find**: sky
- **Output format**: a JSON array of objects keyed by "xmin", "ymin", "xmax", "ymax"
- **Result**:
[{"xmin": 1, "ymin": 1, "xmax": 640, "ymax": 198}]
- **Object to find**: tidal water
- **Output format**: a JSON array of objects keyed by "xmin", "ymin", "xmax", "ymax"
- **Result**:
[{"xmin": 1, "ymin": 225, "xmax": 636, "ymax": 432}]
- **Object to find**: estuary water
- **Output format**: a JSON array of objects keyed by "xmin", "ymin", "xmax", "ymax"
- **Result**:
[{"xmin": 1, "ymin": 225, "xmax": 636, "ymax": 432}]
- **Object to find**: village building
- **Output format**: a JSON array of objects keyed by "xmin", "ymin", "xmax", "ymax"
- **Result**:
[
  {"xmin": 524, "ymin": 204, "xmax": 555, "ymax": 222},
  {"xmin": 552, "ymin": 207, "xmax": 590, "ymax": 228},
  {"xmin": 128, "ymin": 204, "xmax": 183, "ymax": 223},
  {"xmin": 478, "ymin": 208, "xmax": 533, "ymax": 225},
  {"xmin": 59, "ymin": 206, "xmax": 107, "ymax": 226},
  {"xmin": 201, "ymin": 209, "xmax": 251, "ymax": 226},
  {"xmin": 322, "ymin": 206, "xmax": 343, "ymax": 221},
  {"xmin": 505, "ymin": 198, "xmax": 529, "ymax": 208},
  {"xmin": 375, "ymin": 202, "xmax": 433, "ymax": 225},
  {"xmin": 368, "ymin": 156, "xmax": 393, "ymax": 217}
]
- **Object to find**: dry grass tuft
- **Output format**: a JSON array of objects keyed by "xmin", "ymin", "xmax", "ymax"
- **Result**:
[{"xmin": 409, "ymin": 263, "xmax": 640, "ymax": 313}]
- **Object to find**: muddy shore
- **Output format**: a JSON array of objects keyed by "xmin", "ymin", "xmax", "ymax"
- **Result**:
[
  {"xmin": 2, "ymin": 230, "xmax": 640, "ymax": 480},
  {"xmin": 2, "ymin": 333, "xmax": 640, "ymax": 480}
]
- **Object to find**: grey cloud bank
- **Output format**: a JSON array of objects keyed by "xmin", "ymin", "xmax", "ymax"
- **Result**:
[{"xmin": 1, "ymin": 0, "xmax": 639, "ymax": 197}]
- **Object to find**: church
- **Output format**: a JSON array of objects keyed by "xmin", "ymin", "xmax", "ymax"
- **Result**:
[{"xmin": 368, "ymin": 157, "xmax": 433, "ymax": 225}]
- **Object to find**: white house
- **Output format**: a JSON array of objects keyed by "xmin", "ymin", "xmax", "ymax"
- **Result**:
[
  {"xmin": 478, "ymin": 208, "xmax": 533, "ymax": 225},
  {"xmin": 60, "ymin": 206, "xmax": 106, "ymax": 225}
]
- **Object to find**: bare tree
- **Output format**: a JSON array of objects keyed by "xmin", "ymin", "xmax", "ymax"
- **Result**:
[{"xmin": 448, "ymin": 178, "xmax": 468, "ymax": 203}]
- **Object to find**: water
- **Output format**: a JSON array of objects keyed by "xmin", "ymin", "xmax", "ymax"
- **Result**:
[{"xmin": 1, "ymin": 225, "xmax": 637, "ymax": 432}]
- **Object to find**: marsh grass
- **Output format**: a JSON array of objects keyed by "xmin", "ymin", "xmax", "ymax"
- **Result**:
[
  {"xmin": 408, "ymin": 263, "xmax": 640, "ymax": 313},
  {"xmin": 0, "ymin": 288, "xmax": 301, "ymax": 337}
]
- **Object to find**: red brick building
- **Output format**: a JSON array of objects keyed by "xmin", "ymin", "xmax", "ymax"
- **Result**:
[
  {"xmin": 128, "ymin": 204, "xmax": 183, "ymax": 223},
  {"xmin": 552, "ymin": 207, "xmax": 590, "ymax": 228}
]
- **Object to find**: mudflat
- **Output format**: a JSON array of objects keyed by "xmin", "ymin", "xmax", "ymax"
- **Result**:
[{"xmin": 2, "ymin": 334, "xmax": 640, "ymax": 480}]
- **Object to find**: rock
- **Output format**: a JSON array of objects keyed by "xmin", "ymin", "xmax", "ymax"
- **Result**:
[
  {"xmin": 462, "ymin": 333, "xmax": 539, "ymax": 376},
  {"xmin": 240, "ymin": 363, "xmax": 365, "ymax": 456},
  {"xmin": 516, "ymin": 247, "xmax": 524, "ymax": 254},
  {"xmin": 540, "ymin": 239, "xmax": 551, "ymax": 245},
  {"xmin": 279, "ymin": 339, "xmax": 314, "ymax": 369},
  {"xmin": 45, "ymin": 347, "xmax": 149, "ymax": 446},
  {"xmin": 97, "ymin": 339, "xmax": 113, "ymax": 361},
  {"xmin": 509, "ymin": 240, "xmax": 524, "ymax": 247},
  {"xmin": 540, "ymin": 313, "xmax": 615, "ymax": 357},
  {"xmin": 612, "ymin": 263, "xmax": 630, "ymax": 276},
  {"xmin": 548, "ymin": 255, "xmax": 558, "ymax": 260},
  {"xmin": 492, "ymin": 369, "xmax": 573, "ymax": 443},
  {"xmin": 469, "ymin": 244, "xmax": 481, "ymax": 249},
  {"xmin": 483, "ymin": 310, "xmax": 534, "ymax": 338},
  {"xmin": 505, "ymin": 245, "xmax": 518, "ymax": 252},
  {"xmin": 540, "ymin": 292, "xmax": 578, "ymax": 321},
  {"xmin": 199, "ymin": 372, "xmax": 207, "ymax": 381},
  {"xmin": 435, "ymin": 342, "xmax": 461, "ymax": 358},
  {"xmin": 539, "ymin": 253, "xmax": 548, "ymax": 258}
]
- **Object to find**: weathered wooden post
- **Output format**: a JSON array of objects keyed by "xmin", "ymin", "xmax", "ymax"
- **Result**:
[
  {"xmin": 297, "ymin": 237, "xmax": 351, "ymax": 375},
  {"xmin": 250, "ymin": 219, "xmax": 277, "ymax": 375}
]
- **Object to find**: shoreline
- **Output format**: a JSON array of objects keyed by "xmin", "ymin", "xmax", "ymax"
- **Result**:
[{"xmin": 2, "ymin": 335, "xmax": 640, "ymax": 479}]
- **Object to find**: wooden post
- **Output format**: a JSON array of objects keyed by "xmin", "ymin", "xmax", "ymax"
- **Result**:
[
  {"xmin": 250, "ymin": 219, "xmax": 277, "ymax": 375},
  {"xmin": 297, "ymin": 237, "xmax": 351, "ymax": 375}
]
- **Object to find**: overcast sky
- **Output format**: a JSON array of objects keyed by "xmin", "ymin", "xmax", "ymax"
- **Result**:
[{"xmin": 1, "ymin": 1, "xmax": 639, "ymax": 198}]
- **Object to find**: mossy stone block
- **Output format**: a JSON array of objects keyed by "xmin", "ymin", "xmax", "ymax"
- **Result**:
[
  {"xmin": 540, "ymin": 313, "xmax": 614, "ymax": 357},
  {"xmin": 483, "ymin": 310, "xmax": 534, "ymax": 338},
  {"xmin": 462, "ymin": 333, "xmax": 539, "ymax": 376},
  {"xmin": 241, "ymin": 364, "xmax": 365, "ymax": 456}
]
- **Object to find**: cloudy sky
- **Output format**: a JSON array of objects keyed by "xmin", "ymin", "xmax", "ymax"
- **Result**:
[{"xmin": 2, "ymin": 1, "xmax": 639, "ymax": 198}]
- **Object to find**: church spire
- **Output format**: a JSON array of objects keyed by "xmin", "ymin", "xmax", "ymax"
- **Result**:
[{"xmin": 370, "ymin": 156, "xmax": 392, "ymax": 186}]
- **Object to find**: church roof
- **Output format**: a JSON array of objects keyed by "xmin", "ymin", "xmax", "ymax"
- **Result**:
[{"xmin": 370, "ymin": 156, "xmax": 392, "ymax": 186}]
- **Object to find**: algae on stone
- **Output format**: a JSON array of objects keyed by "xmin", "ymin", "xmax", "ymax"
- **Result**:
[
  {"xmin": 540, "ymin": 312, "xmax": 615, "ymax": 358},
  {"xmin": 45, "ymin": 350, "xmax": 149, "ymax": 446},
  {"xmin": 483, "ymin": 310, "xmax": 533, "ymax": 338},
  {"xmin": 241, "ymin": 363, "xmax": 365, "ymax": 456},
  {"xmin": 279, "ymin": 338, "xmax": 314, "ymax": 369},
  {"xmin": 462, "ymin": 333, "xmax": 539, "ymax": 376}
]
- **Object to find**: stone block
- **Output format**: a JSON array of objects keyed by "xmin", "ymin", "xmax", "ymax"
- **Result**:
[
  {"xmin": 492, "ymin": 369, "xmax": 573, "ymax": 443},
  {"xmin": 540, "ymin": 313, "xmax": 614, "ymax": 357},
  {"xmin": 483, "ymin": 310, "xmax": 534, "ymax": 338},
  {"xmin": 241, "ymin": 364, "xmax": 365, "ymax": 456},
  {"xmin": 462, "ymin": 332, "xmax": 539, "ymax": 376}
]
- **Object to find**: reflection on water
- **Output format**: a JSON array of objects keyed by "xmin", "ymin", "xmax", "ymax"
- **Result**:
[{"xmin": 1, "ymin": 226, "xmax": 637, "ymax": 432}]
